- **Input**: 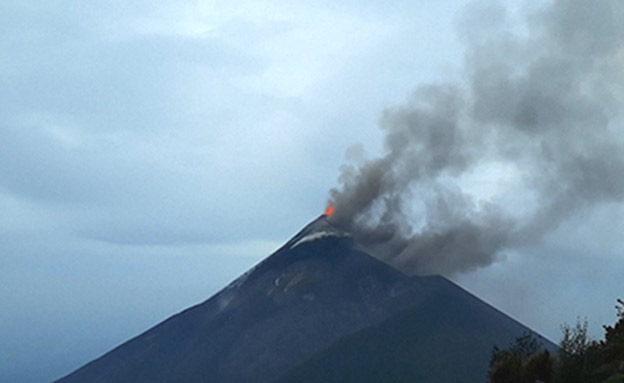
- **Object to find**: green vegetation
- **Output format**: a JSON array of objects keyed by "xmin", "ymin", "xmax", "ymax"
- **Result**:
[
  {"xmin": 488, "ymin": 332, "xmax": 553, "ymax": 383},
  {"xmin": 488, "ymin": 299, "xmax": 624, "ymax": 383}
]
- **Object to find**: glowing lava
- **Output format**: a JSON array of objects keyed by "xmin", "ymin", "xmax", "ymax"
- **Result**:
[{"xmin": 324, "ymin": 202, "xmax": 335, "ymax": 216}]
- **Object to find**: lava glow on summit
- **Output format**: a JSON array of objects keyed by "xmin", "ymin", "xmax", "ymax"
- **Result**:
[{"xmin": 324, "ymin": 203, "xmax": 334, "ymax": 216}]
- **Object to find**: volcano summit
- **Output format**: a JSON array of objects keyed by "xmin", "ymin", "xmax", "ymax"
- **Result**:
[{"xmin": 55, "ymin": 215, "xmax": 554, "ymax": 383}]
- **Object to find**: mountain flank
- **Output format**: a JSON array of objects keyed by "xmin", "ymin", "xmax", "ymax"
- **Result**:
[{"xmin": 56, "ymin": 216, "xmax": 554, "ymax": 383}]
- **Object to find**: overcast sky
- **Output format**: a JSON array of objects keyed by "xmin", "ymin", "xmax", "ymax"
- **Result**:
[{"xmin": 1, "ymin": 1, "xmax": 623, "ymax": 382}]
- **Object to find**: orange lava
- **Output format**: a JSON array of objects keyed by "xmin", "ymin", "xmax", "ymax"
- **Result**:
[{"xmin": 325, "ymin": 202, "xmax": 335, "ymax": 216}]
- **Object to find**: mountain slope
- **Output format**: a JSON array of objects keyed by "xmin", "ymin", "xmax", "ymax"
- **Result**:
[
  {"xmin": 56, "ymin": 216, "xmax": 429, "ymax": 383},
  {"xmin": 55, "ymin": 215, "xmax": 555, "ymax": 383},
  {"xmin": 277, "ymin": 276, "xmax": 554, "ymax": 383}
]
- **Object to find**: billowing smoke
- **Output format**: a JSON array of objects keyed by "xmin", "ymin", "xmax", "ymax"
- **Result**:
[{"xmin": 328, "ymin": 0, "xmax": 624, "ymax": 276}]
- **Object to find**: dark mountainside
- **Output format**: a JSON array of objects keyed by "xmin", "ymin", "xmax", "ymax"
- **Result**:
[
  {"xmin": 276, "ymin": 275, "xmax": 551, "ymax": 383},
  {"xmin": 55, "ymin": 216, "xmax": 554, "ymax": 383}
]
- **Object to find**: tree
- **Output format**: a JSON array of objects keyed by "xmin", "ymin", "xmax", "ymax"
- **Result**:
[
  {"xmin": 554, "ymin": 318, "xmax": 602, "ymax": 383},
  {"xmin": 488, "ymin": 332, "xmax": 554, "ymax": 383},
  {"xmin": 602, "ymin": 299, "xmax": 624, "ymax": 364},
  {"xmin": 524, "ymin": 350, "xmax": 554, "ymax": 383}
]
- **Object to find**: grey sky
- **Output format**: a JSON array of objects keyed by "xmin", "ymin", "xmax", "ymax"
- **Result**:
[
  {"xmin": 328, "ymin": 0, "xmax": 624, "ymax": 278},
  {"xmin": 1, "ymin": 1, "xmax": 622, "ymax": 382}
]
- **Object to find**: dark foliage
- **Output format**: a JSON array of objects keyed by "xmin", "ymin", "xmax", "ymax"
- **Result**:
[
  {"xmin": 488, "ymin": 332, "xmax": 554, "ymax": 383},
  {"xmin": 488, "ymin": 299, "xmax": 624, "ymax": 383},
  {"xmin": 602, "ymin": 299, "xmax": 624, "ymax": 366},
  {"xmin": 555, "ymin": 319, "xmax": 603, "ymax": 383}
]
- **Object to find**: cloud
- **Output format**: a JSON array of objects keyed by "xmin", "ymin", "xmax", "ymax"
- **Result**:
[
  {"xmin": 2, "ymin": 0, "xmax": 439, "ymax": 252},
  {"xmin": 328, "ymin": 0, "xmax": 624, "ymax": 276}
]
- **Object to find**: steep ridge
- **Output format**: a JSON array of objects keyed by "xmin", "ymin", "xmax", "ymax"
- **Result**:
[
  {"xmin": 277, "ymin": 275, "xmax": 555, "ymax": 383},
  {"xmin": 57, "ymin": 216, "xmax": 428, "ymax": 383},
  {"xmin": 55, "ymin": 215, "xmax": 554, "ymax": 383}
]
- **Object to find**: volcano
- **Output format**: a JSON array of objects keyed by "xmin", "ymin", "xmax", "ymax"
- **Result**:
[{"xmin": 55, "ymin": 215, "xmax": 555, "ymax": 383}]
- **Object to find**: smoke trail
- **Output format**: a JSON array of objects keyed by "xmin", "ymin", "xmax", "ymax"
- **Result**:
[{"xmin": 328, "ymin": 0, "xmax": 624, "ymax": 276}]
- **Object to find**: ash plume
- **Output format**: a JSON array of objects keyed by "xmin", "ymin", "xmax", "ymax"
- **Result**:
[{"xmin": 328, "ymin": 0, "xmax": 624, "ymax": 276}]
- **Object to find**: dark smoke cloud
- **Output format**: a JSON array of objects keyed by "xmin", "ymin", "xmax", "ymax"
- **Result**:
[{"xmin": 328, "ymin": 0, "xmax": 624, "ymax": 276}]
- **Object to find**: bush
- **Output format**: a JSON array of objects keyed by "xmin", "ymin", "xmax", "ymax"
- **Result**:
[
  {"xmin": 488, "ymin": 299, "xmax": 624, "ymax": 383},
  {"xmin": 488, "ymin": 332, "xmax": 554, "ymax": 383},
  {"xmin": 602, "ymin": 299, "xmax": 624, "ymax": 365},
  {"xmin": 555, "ymin": 319, "xmax": 601, "ymax": 383}
]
